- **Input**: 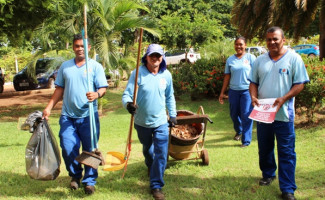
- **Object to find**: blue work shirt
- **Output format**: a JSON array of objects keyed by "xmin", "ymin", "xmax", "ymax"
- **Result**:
[
  {"xmin": 122, "ymin": 65, "xmax": 177, "ymax": 128},
  {"xmin": 55, "ymin": 58, "xmax": 108, "ymax": 118},
  {"xmin": 225, "ymin": 53, "xmax": 256, "ymax": 90},
  {"xmin": 249, "ymin": 50, "xmax": 309, "ymax": 122}
]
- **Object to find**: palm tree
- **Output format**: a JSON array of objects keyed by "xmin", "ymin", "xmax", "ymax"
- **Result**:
[
  {"xmin": 32, "ymin": 0, "xmax": 160, "ymax": 74},
  {"xmin": 231, "ymin": 0, "xmax": 325, "ymax": 60},
  {"xmin": 31, "ymin": 0, "xmax": 83, "ymax": 53},
  {"xmin": 87, "ymin": 0, "xmax": 160, "ymax": 71}
]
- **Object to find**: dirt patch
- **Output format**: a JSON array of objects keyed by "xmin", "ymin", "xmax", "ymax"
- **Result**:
[
  {"xmin": 294, "ymin": 110, "xmax": 325, "ymax": 129},
  {"xmin": 0, "ymin": 84, "xmax": 59, "ymax": 107},
  {"xmin": 0, "ymin": 84, "xmax": 62, "ymax": 121}
]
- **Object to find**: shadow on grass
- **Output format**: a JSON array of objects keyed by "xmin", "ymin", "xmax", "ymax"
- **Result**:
[
  {"xmin": 99, "ymin": 161, "xmax": 152, "ymax": 198},
  {"xmin": 0, "ymin": 162, "xmax": 323, "ymax": 199},
  {"xmin": 0, "ymin": 172, "xmax": 85, "ymax": 199},
  {"xmin": 101, "ymin": 161, "xmax": 325, "ymax": 199},
  {"xmin": 0, "ymin": 142, "xmax": 24, "ymax": 148},
  {"xmin": 166, "ymin": 159, "xmax": 207, "ymax": 168},
  {"xmin": 0, "ymin": 106, "xmax": 61, "ymax": 123},
  {"xmin": 99, "ymin": 161, "xmax": 278, "ymax": 199}
]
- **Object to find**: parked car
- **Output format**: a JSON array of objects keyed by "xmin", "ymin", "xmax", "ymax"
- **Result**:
[
  {"xmin": 284, "ymin": 45, "xmax": 294, "ymax": 51},
  {"xmin": 245, "ymin": 46, "xmax": 267, "ymax": 56},
  {"xmin": 0, "ymin": 67, "xmax": 4, "ymax": 93},
  {"xmin": 105, "ymin": 69, "xmax": 120, "ymax": 80},
  {"xmin": 292, "ymin": 44, "xmax": 319, "ymax": 58},
  {"xmin": 165, "ymin": 49, "xmax": 201, "ymax": 65},
  {"xmin": 13, "ymin": 57, "xmax": 65, "ymax": 91}
]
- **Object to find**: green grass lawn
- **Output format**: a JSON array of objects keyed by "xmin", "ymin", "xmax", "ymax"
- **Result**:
[{"xmin": 0, "ymin": 87, "xmax": 324, "ymax": 200}]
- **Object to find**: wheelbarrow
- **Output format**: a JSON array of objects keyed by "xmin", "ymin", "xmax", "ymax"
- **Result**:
[{"xmin": 168, "ymin": 106, "xmax": 213, "ymax": 165}]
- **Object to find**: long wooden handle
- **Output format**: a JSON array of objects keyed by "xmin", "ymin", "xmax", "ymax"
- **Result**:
[
  {"xmin": 122, "ymin": 28, "xmax": 144, "ymax": 178},
  {"xmin": 132, "ymin": 28, "xmax": 143, "ymax": 106},
  {"xmin": 124, "ymin": 28, "xmax": 143, "ymax": 156},
  {"xmin": 83, "ymin": 5, "xmax": 88, "ymax": 39}
]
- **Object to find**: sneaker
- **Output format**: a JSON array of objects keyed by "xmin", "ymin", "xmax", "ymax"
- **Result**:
[
  {"xmin": 84, "ymin": 185, "xmax": 95, "ymax": 195},
  {"xmin": 70, "ymin": 178, "xmax": 80, "ymax": 190},
  {"xmin": 233, "ymin": 133, "xmax": 241, "ymax": 141},
  {"xmin": 240, "ymin": 144, "xmax": 248, "ymax": 148},
  {"xmin": 259, "ymin": 176, "xmax": 276, "ymax": 186},
  {"xmin": 282, "ymin": 193, "xmax": 296, "ymax": 200},
  {"xmin": 151, "ymin": 188, "xmax": 165, "ymax": 200}
]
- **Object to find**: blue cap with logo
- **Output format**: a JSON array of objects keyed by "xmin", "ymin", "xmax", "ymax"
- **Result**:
[{"xmin": 141, "ymin": 44, "xmax": 167, "ymax": 71}]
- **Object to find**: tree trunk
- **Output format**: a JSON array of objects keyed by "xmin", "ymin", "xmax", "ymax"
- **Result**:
[
  {"xmin": 93, "ymin": 48, "xmax": 97, "ymax": 60},
  {"xmin": 319, "ymin": 0, "xmax": 325, "ymax": 61},
  {"xmin": 134, "ymin": 29, "xmax": 138, "ymax": 44}
]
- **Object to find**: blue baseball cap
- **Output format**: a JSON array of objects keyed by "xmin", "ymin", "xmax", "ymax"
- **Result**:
[{"xmin": 141, "ymin": 44, "xmax": 167, "ymax": 71}]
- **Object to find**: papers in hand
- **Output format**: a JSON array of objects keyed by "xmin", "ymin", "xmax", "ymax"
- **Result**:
[{"xmin": 249, "ymin": 98, "xmax": 277, "ymax": 123}]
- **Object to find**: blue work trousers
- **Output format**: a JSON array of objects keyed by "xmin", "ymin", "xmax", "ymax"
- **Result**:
[
  {"xmin": 257, "ymin": 121, "xmax": 297, "ymax": 194},
  {"xmin": 59, "ymin": 113, "xmax": 100, "ymax": 186},
  {"xmin": 228, "ymin": 89, "xmax": 253, "ymax": 145},
  {"xmin": 134, "ymin": 123, "xmax": 169, "ymax": 189}
]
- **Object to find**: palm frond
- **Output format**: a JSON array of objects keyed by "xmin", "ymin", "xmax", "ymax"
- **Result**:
[
  {"xmin": 113, "ymin": 0, "xmax": 149, "ymax": 19},
  {"xmin": 293, "ymin": 0, "xmax": 319, "ymax": 38},
  {"xmin": 295, "ymin": 0, "xmax": 302, "ymax": 9}
]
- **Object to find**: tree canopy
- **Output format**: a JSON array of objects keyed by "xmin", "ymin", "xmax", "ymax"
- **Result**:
[
  {"xmin": 231, "ymin": 0, "xmax": 325, "ymax": 60},
  {"xmin": 145, "ymin": 0, "xmax": 236, "ymax": 49},
  {"xmin": 1, "ymin": 0, "xmax": 323, "ymax": 61},
  {"xmin": 0, "ymin": 0, "xmax": 60, "ymax": 47}
]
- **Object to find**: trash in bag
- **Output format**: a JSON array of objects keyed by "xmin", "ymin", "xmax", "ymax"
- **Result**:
[
  {"xmin": 21, "ymin": 111, "xmax": 43, "ymax": 133},
  {"xmin": 24, "ymin": 111, "xmax": 61, "ymax": 180}
]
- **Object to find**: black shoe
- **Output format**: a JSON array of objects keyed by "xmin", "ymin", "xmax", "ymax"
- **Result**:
[
  {"xmin": 151, "ymin": 188, "xmax": 165, "ymax": 200},
  {"xmin": 282, "ymin": 193, "xmax": 296, "ymax": 200},
  {"xmin": 233, "ymin": 133, "xmax": 241, "ymax": 141},
  {"xmin": 70, "ymin": 177, "xmax": 80, "ymax": 190},
  {"xmin": 259, "ymin": 176, "xmax": 276, "ymax": 186},
  {"xmin": 84, "ymin": 185, "xmax": 95, "ymax": 195}
]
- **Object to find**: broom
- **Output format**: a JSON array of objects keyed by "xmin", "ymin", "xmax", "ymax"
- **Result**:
[{"xmin": 75, "ymin": 4, "xmax": 104, "ymax": 169}]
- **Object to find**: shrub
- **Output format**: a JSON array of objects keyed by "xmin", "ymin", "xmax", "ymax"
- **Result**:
[
  {"xmin": 295, "ymin": 57, "xmax": 325, "ymax": 122},
  {"xmin": 199, "ymin": 39, "xmax": 235, "ymax": 62},
  {"xmin": 169, "ymin": 58, "xmax": 225, "ymax": 100}
]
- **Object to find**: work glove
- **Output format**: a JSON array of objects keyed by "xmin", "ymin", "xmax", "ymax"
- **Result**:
[
  {"xmin": 168, "ymin": 117, "xmax": 177, "ymax": 127},
  {"xmin": 126, "ymin": 102, "xmax": 137, "ymax": 115}
]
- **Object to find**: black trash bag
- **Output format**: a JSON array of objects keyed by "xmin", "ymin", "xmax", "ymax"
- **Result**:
[
  {"xmin": 25, "ymin": 111, "xmax": 61, "ymax": 180},
  {"xmin": 21, "ymin": 110, "xmax": 43, "ymax": 133}
]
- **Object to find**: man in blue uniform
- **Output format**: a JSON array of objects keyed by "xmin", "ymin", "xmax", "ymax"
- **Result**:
[
  {"xmin": 249, "ymin": 27, "xmax": 309, "ymax": 200},
  {"xmin": 43, "ymin": 34, "xmax": 108, "ymax": 195},
  {"xmin": 122, "ymin": 44, "xmax": 177, "ymax": 200}
]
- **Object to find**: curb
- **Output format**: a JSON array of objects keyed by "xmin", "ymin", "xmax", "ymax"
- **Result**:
[{"xmin": 0, "ymin": 88, "xmax": 55, "ymax": 98}]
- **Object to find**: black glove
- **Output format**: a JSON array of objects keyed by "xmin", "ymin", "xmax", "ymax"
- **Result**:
[
  {"xmin": 126, "ymin": 102, "xmax": 137, "ymax": 115},
  {"xmin": 168, "ymin": 117, "xmax": 177, "ymax": 127}
]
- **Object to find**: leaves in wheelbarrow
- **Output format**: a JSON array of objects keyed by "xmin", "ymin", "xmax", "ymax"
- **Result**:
[{"xmin": 171, "ymin": 124, "xmax": 199, "ymax": 139}]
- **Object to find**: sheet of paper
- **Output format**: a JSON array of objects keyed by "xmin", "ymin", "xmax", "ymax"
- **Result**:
[{"xmin": 249, "ymin": 98, "xmax": 277, "ymax": 123}]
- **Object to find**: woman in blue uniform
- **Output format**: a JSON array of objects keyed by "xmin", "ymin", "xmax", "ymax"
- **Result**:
[{"xmin": 219, "ymin": 36, "xmax": 256, "ymax": 147}]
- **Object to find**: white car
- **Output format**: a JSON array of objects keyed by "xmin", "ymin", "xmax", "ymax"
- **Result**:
[
  {"xmin": 245, "ymin": 46, "xmax": 267, "ymax": 56},
  {"xmin": 165, "ymin": 50, "xmax": 201, "ymax": 65}
]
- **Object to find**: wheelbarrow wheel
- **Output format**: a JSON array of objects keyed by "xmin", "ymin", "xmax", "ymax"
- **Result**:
[{"xmin": 201, "ymin": 149, "xmax": 209, "ymax": 165}]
